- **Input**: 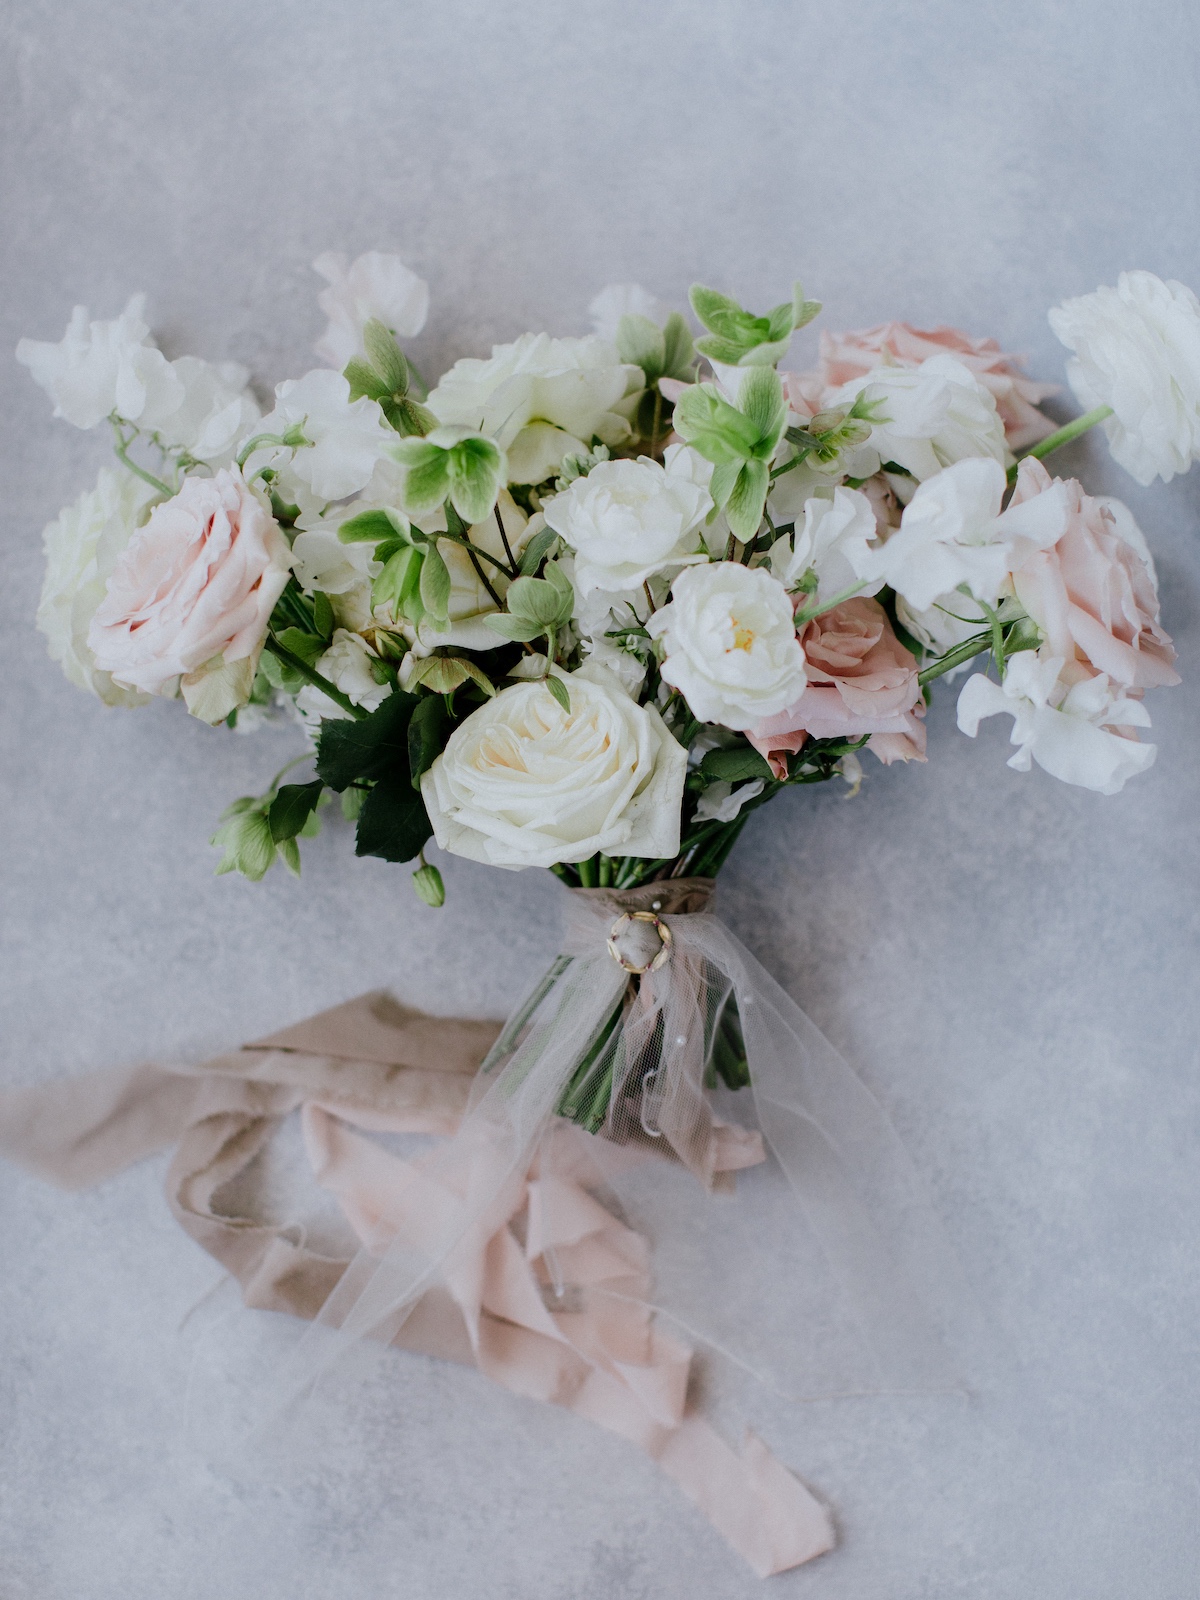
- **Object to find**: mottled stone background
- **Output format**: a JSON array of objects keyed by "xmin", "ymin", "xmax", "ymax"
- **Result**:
[{"xmin": 2, "ymin": 2, "xmax": 1198, "ymax": 1595}]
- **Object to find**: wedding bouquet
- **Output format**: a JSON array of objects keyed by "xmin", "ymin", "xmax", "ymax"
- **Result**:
[{"xmin": 13, "ymin": 260, "xmax": 1197, "ymax": 1574}]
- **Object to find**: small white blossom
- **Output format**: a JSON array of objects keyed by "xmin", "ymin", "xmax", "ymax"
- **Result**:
[
  {"xmin": 1049, "ymin": 270, "xmax": 1200, "ymax": 485},
  {"xmin": 830, "ymin": 354, "xmax": 1009, "ymax": 483},
  {"xmin": 16, "ymin": 294, "xmax": 183, "ymax": 431},
  {"xmin": 588, "ymin": 283, "xmax": 671, "ymax": 340},
  {"xmin": 956, "ymin": 649, "xmax": 1155, "ymax": 794},
  {"xmin": 249, "ymin": 369, "xmax": 392, "ymax": 508},
  {"xmin": 297, "ymin": 629, "xmax": 390, "ymax": 724},
  {"xmin": 154, "ymin": 357, "xmax": 260, "ymax": 464},
  {"xmin": 313, "ymin": 250, "xmax": 429, "ymax": 369},
  {"xmin": 694, "ymin": 778, "xmax": 766, "ymax": 822},
  {"xmin": 767, "ymin": 485, "xmax": 882, "ymax": 603}
]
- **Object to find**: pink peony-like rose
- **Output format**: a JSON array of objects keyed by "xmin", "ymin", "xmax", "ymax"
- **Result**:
[
  {"xmin": 1009, "ymin": 458, "xmax": 1179, "ymax": 691},
  {"xmin": 748, "ymin": 597, "xmax": 926, "ymax": 774},
  {"xmin": 804, "ymin": 322, "xmax": 1058, "ymax": 451},
  {"xmin": 88, "ymin": 468, "xmax": 292, "ymax": 695}
]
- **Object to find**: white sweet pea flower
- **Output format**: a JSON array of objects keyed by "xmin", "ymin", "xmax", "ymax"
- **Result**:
[
  {"xmin": 956, "ymin": 650, "xmax": 1155, "ymax": 794},
  {"xmin": 421, "ymin": 662, "xmax": 686, "ymax": 870},
  {"xmin": 830, "ymin": 354, "xmax": 1009, "ymax": 483},
  {"xmin": 588, "ymin": 283, "xmax": 671, "ymax": 339},
  {"xmin": 427, "ymin": 333, "xmax": 640, "ymax": 485},
  {"xmin": 249, "ymin": 369, "xmax": 392, "ymax": 507},
  {"xmin": 297, "ymin": 629, "xmax": 390, "ymax": 724},
  {"xmin": 648, "ymin": 562, "xmax": 807, "ymax": 731},
  {"xmin": 289, "ymin": 524, "xmax": 381, "ymax": 633},
  {"xmin": 563, "ymin": 571, "xmax": 649, "ymax": 697},
  {"xmin": 154, "ymin": 357, "xmax": 260, "ymax": 464},
  {"xmin": 35, "ymin": 466, "xmax": 160, "ymax": 705},
  {"xmin": 863, "ymin": 456, "xmax": 1068, "ymax": 614},
  {"xmin": 313, "ymin": 250, "xmax": 429, "ymax": 369},
  {"xmin": 694, "ymin": 777, "xmax": 766, "ymax": 822},
  {"xmin": 542, "ymin": 447, "xmax": 711, "ymax": 596},
  {"xmin": 766, "ymin": 485, "xmax": 882, "ymax": 603},
  {"xmin": 1049, "ymin": 270, "xmax": 1200, "ymax": 485},
  {"xmin": 16, "ymin": 294, "xmax": 184, "ymax": 431}
]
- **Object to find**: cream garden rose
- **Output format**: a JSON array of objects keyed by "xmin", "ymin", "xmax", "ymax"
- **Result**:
[
  {"xmin": 648, "ymin": 563, "xmax": 807, "ymax": 731},
  {"xmin": 542, "ymin": 445, "xmax": 711, "ymax": 595},
  {"xmin": 88, "ymin": 468, "xmax": 291, "ymax": 715},
  {"xmin": 421, "ymin": 663, "xmax": 686, "ymax": 869}
]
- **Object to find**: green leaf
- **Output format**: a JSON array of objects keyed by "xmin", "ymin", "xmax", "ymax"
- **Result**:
[
  {"xmin": 544, "ymin": 674, "xmax": 571, "ymax": 715},
  {"xmin": 343, "ymin": 358, "xmax": 390, "ymax": 404},
  {"xmin": 408, "ymin": 695, "xmax": 449, "ymax": 789},
  {"xmin": 724, "ymin": 460, "xmax": 770, "ymax": 542},
  {"xmin": 517, "ymin": 525, "xmax": 559, "ymax": 576},
  {"xmin": 615, "ymin": 314, "xmax": 666, "ymax": 381},
  {"xmin": 792, "ymin": 284, "xmax": 822, "ymax": 330},
  {"xmin": 382, "ymin": 396, "xmax": 437, "ymax": 437},
  {"xmin": 419, "ymin": 539, "xmax": 452, "ymax": 622},
  {"xmin": 316, "ymin": 689, "xmax": 417, "ymax": 790},
  {"xmin": 211, "ymin": 807, "xmax": 276, "ymax": 881},
  {"xmin": 312, "ymin": 591, "xmax": 334, "ymax": 640},
  {"xmin": 362, "ymin": 318, "xmax": 410, "ymax": 396},
  {"xmin": 483, "ymin": 612, "xmax": 545, "ymax": 642},
  {"xmin": 765, "ymin": 301, "xmax": 796, "ymax": 344},
  {"xmin": 355, "ymin": 773, "xmax": 432, "ymax": 863},
  {"xmin": 693, "ymin": 333, "xmax": 754, "ymax": 367},
  {"xmin": 738, "ymin": 366, "xmax": 786, "ymax": 453},
  {"xmin": 274, "ymin": 627, "xmax": 327, "ymax": 666},
  {"xmin": 341, "ymin": 786, "xmax": 367, "ymax": 822},
  {"xmin": 707, "ymin": 459, "xmax": 742, "ymax": 515},
  {"xmin": 392, "ymin": 439, "xmax": 450, "ymax": 513},
  {"xmin": 700, "ymin": 746, "xmax": 774, "ymax": 783},
  {"xmin": 673, "ymin": 383, "xmax": 759, "ymax": 464},
  {"xmin": 661, "ymin": 312, "xmax": 695, "ymax": 380},
  {"xmin": 411, "ymin": 861, "xmax": 445, "ymax": 907},
  {"xmin": 338, "ymin": 507, "xmax": 408, "ymax": 544},
  {"xmin": 504, "ymin": 566, "xmax": 573, "ymax": 629},
  {"xmin": 689, "ymin": 284, "xmax": 743, "ymax": 334},
  {"xmin": 372, "ymin": 544, "xmax": 423, "ymax": 617},
  {"xmin": 268, "ymin": 780, "xmax": 324, "ymax": 843},
  {"xmin": 278, "ymin": 837, "xmax": 302, "ymax": 877},
  {"xmin": 446, "ymin": 435, "xmax": 504, "ymax": 523}
]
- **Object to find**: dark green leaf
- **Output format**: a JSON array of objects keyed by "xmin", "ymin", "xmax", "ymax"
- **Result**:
[
  {"xmin": 408, "ymin": 695, "xmax": 449, "ymax": 789},
  {"xmin": 312, "ymin": 591, "xmax": 334, "ymax": 640},
  {"xmin": 355, "ymin": 773, "xmax": 432, "ymax": 863},
  {"xmin": 268, "ymin": 780, "xmax": 324, "ymax": 843},
  {"xmin": 275, "ymin": 627, "xmax": 327, "ymax": 665},
  {"xmin": 700, "ymin": 747, "xmax": 774, "ymax": 783},
  {"xmin": 316, "ymin": 690, "xmax": 417, "ymax": 790}
]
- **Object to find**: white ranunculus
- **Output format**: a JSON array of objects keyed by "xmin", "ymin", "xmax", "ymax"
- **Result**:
[
  {"xmin": 297, "ymin": 629, "xmax": 390, "ymax": 724},
  {"xmin": 830, "ymin": 354, "xmax": 1009, "ymax": 483},
  {"xmin": 35, "ymin": 466, "xmax": 160, "ymax": 705},
  {"xmin": 861, "ymin": 456, "xmax": 1068, "ymax": 613},
  {"xmin": 543, "ymin": 448, "xmax": 710, "ymax": 596},
  {"xmin": 248, "ymin": 369, "xmax": 392, "ymax": 507},
  {"xmin": 648, "ymin": 562, "xmax": 807, "ymax": 731},
  {"xmin": 16, "ymin": 294, "xmax": 184, "ymax": 431},
  {"xmin": 421, "ymin": 662, "xmax": 686, "ymax": 870},
  {"xmin": 1048, "ymin": 270, "xmax": 1200, "ymax": 486},
  {"xmin": 766, "ymin": 485, "xmax": 882, "ymax": 603},
  {"xmin": 588, "ymin": 283, "xmax": 671, "ymax": 340},
  {"xmin": 427, "ymin": 333, "xmax": 640, "ymax": 484},
  {"xmin": 956, "ymin": 649, "xmax": 1155, "ymax": 794},
  {"xmin": 313, "ymin": 250, "xmax": 430, "ymax": 369},
  {"xmin": 152, "ymin": 357, "xmax": 260, "ymax": 464}
]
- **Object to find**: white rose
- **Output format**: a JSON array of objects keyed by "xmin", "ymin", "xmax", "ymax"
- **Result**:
[
  {"xmin": 957, "ymin": 649, "xmax": 1155, "ymax": 794},
  {"xmin": 313, "ymin": 250, "xmax": 430, "ymax": 369},
  {"xmin": 248, "ymin": 369, "xmax": 392, "ymax": 508},
  {"xmin": 1048, "ymin": 270, "xmax": 1200, "ymax": 485},
  {"xmin": 421, "ymin": 662, "xmax": 686, "ymax": 870},
  {"xmin": 648, "ymin": 562, "xmax": 807, "ymax": 731},
  {"xmin": 297, "ymin": 630, "xmax": 390, "ymax": 724},
  {"xmin": 16, "ymin": 294, "xmax": 184, "ymax": 431},
  {"xmin": 766, "ymin": 485, "xmax": 882, "ymax": 603},
  {"xmin": 862, "ymin": 456, "xmax": 1068, "ymax": 614},
  {"xmin": 35, "ymin": 466, "xmax": 160, "ymax": 706},
  {"xmin": 542, "ymin": 448, "xmax": 711, "ymax": 596},
  {"xmin": 588, "ymin": 283, "xmax": 671, "ymax": 339},
  {"xmin": 830, "ymin": 354, "xmax": 1009, "ymax": 482},
  {"xmin": 153, "ymin": 357, "xmax": 260, "ymax": 464},
  {"xmin": 427, "ymin": 333, "xmax": 640, "ymax": 485}
]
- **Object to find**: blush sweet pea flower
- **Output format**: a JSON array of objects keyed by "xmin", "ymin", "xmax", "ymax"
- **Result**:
[
  {"xmin": 313, "ymin": 250, "xmax": 430, "ymax": 369},
  {"xmin": 748, "ymin": 597, "xmax": 925, "ymax": 773},
  {"xmin": 1049, "ymin": 270, "xmax": 1200, "ymax": 485},
  {"xmin": 88, "ymin": 468, "xmax": 291, "ymax": 712}
]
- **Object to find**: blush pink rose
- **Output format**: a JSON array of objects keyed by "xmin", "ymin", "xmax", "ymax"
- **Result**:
[
  {"xmin": 1009, "ymin": 458, "xmax": 1179, "ymax": 691},
  {"xmin": 88, "ymin": 468, "xmax": 292, "ymax": 694},
  {"xmin": 802, "ymin": 321, "xmax": 1058, "ymax": 451},
  {"xmin": 748, "ymin": 597, "xmax": 926, "ymax": 774}
]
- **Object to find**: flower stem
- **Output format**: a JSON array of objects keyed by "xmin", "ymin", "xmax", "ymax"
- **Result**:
[
  {"xmin": 265, "ymin": 634, "xmax": 370, "ymax": 719},
  {"xmin": 916, "ymin": 631, "xmax": 992, "ymax": 687},
  {"xmin": 793, "ymin": 580, "xmax": 867, "ymax": 626},
  {"xmin": 1008, "ymin": 404, "xmax": 1113, "ymax": 482},
  {"xmin": 110, "ymin": 422, "xmax": 173, "ymax": 497}
]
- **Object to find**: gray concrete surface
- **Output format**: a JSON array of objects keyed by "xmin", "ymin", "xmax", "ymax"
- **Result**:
[{"xmin": 2, "ymin": 2, "xmax": 1199, "ymax": 1595}]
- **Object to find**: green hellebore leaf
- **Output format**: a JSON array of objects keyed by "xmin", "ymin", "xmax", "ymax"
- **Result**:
[
  {"xmin": 543, "ymin": 674, "xmax": 571, "ymax": 715},
  {"xmin": 278, "ymin": 837, "xmax": 302, "ymax": 878},
  {"xmin": 418, "ymin": 538, "xmax": 452, "ymax": 623},
  {"xmin": 338, "ymin": 507, "xmax": 409, "ymax": 544},
  {"xmin": 355, "ymin": 773, "xmax": 432, "ymax": 864},
  {"xmin": 792, "ymin": 283, "xmax": 822, "ymax": 330},
  {"xmin": 372, "ymin": 543, "xmax": 423, "ymax": 618},
  {"xmin": 724, "ymin": 459, "xmax": 771, "ymax": 543},
  {"xmin": 446, "ymin": 435, "xmax": 505, "ymax": 524},
  {"xmin": 268, "ymin": 779, "xmax": 325, "ymax": 843},
  {"xmin": 615, "ymin": 314, "xmax": 666, "ymax": 382},
  {"xmin": 689, "ymin": 284, "xmax": 744, "ymax": 336},
  {"xmin": 343, "ymin": 358, "xmax": 390, "ymax": 405},
  {"xmin": 408, "ymin": 654, "xmax": 495, "ymax": 699},
  {"xmin": 316, "ymin": 689, "xmax": 417, "ymax": 791},
  {"xmin": 738, "ymin": 365, "xmax": 787, "ymax": 455},
  {"xmin": 411, "ymin": 861, "xmax": 445, "ymax": 908},
  {"xmin": 483, "ymin": 613, "xmax": 545, "ymax": 643},
  {"xmin": 392, "ymin": 439, "xmax": 451, "ymax": 514},
  {"xmin": 382, "ymin": 396, "xmax": 437, "ymax": 438},
  {"xmin": 661, "ymin": 312, "xmax": 695, "ymax": 380},
  {"xmin": 672, "ymin": 384, "xmax": 760, "ymax": 465},
  {"xmin": 706, "ymin": 459, "xmax": 742, "ymax": 516},
  {"xmin": 504, "ymin": 564, "xmax": 574, "ymax": 630},
  {"xmin": 517, "ymin": 525, "xmax": 559, "ymax": 576},
  {"xmin": 362, "ymin": 318, "xmax": 410, "ymax": 396},
  {"xmin": 211, "ymin": 807, "xmax": 276, "ymax": 882}
]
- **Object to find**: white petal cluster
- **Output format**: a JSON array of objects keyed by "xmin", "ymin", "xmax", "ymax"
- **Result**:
[
  {"xmin": 154, "ymin": 357, "xmax": 261, "ymax": 465},
  {"xmin": 313, "ymin": 250, "xmax": 430, "ymax": 369},
  {"xmin": 648, "ymin": 563, "xmax": 807, "ymax": 731},
  {"xmin": 427, "ymin": 333, "xmax": 639, "ymax": 484},
  {"xmin": 766, "ymin": 485, "xmax": 881, "ymax": 603},
  {"xmin": 588, "ymin": 283, "xmax": 670, "ymax": 340},
  {"xmin": 1049, "ymin": 270, "xmax": 1200, "ymax": 485},
  {"xmin": 543, "ymin": 445, "xmax": 711, "ymax": 596},
  {"xmin": 249, "ymin": 369, "xmax": 392, "ymax": 508},
  {"xmin": 957, "ymin": 650, "xmax": 1154, "ymax": 794},
  {"xmin": 421, "ymin": 663, "xmax": 686, "ymax": 869},
  {"xmin": 16, "ymin": 295, "xmax": 184, "ymax": 431},
  {"xmin": 297, "ymin": 629, "xmax": 390, "ymax": 724},
  {"xmin": 830, "ymin": 354, "xmax": 1009, "ymax": 483}
]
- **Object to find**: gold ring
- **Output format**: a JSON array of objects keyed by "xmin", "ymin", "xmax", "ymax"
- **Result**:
[{"xmin": 607, "ymin": 911, "xmax": 673, "ymax": 975}]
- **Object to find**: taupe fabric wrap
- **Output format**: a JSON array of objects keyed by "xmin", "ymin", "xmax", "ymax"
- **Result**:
[
  {"xmin": 571, "ymin": 877, "xmax": 715, "ymax": 919},
  {"xmin": 0, "ymin": 992, "xmax": 500, "ymax": 1355}
]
